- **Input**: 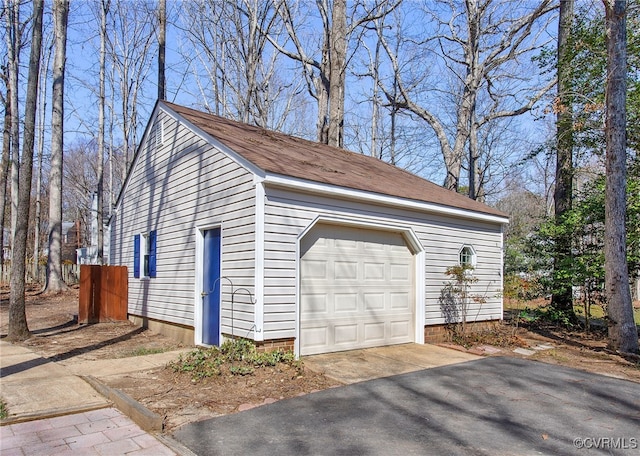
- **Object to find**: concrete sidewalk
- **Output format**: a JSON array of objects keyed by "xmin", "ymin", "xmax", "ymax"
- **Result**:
[
  {"xmin": 63, "ymin": 349, "xmax": 191, "ymax": 379},
  {"xmin": 0, "ymin": 340, "xmax": 191, "ymax": 455},
  {"xmin": 0, "ymin": 341, "xmax": 109, "ymax": 420}
]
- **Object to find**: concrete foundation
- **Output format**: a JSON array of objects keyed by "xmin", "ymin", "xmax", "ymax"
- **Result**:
[{"xmin": 128, "ymin": 315, "xmax": 195, "ymax": 346}]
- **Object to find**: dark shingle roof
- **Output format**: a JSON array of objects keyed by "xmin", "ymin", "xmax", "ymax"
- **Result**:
[{"xmin": 164, "ymin": 101, "xmax": 507, "ymax": 220}]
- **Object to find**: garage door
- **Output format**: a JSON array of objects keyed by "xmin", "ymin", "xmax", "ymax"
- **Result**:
[{"xmin": 300, "ymin": 224, "xmax": 415, "ymax": 355}]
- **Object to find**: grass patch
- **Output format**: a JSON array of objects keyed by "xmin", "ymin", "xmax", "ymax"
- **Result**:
[
  {"xmin": 544, "ymin": 349, "xmax": 569, "ymax": 363},
  {"xmin": 0, "ymin": 398, "xmax": 8, "ymax": 420},
  {"xmin": 120, "ymin": 347, "xmax": 169, "ymax": 358},
  {"xmin": 170, "ymin": 338, "xmax": 301, "ymax": 381}
]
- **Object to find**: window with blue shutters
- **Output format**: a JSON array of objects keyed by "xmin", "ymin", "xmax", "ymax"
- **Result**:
[{"xmin": 135, "ymin": 231, "xmax": 157, "ymax": 279}]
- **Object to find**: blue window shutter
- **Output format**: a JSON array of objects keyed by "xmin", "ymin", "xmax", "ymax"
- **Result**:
[
  {"xmin": 149, "ymin": 230, "xmax": 157, "ymax": 278},
  {"xmin": 133, "ymin": 234, "xmax": 140, "ymax": 278}
]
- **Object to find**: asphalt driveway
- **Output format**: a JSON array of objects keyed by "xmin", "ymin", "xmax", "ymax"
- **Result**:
[{"xmin": 173, "ymin": 357, "xmax": 640, "ymax": 455}]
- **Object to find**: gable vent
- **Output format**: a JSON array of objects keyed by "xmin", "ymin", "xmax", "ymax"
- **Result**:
[{"xmin": 155, "ymin": 119, "xmax": 164, "ymax": 147}]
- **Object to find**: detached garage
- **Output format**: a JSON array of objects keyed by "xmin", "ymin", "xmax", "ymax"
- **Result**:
[{"xmin": 109, "ymin": 101, "xmax": 509, "ymax": 356}]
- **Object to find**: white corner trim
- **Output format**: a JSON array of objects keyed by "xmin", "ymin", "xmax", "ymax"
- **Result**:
[
  {"xmin": 263, "ymin": 173, "xmax": 509, "ymax": 225},
  {"xmin": 254, "ymin": 182, "xmax": 265, "ymax": 341},
  {"xmin": 415, "ymin": 249, "xmax": 426, "ymax": 344},
  {"xmin": 194, "ymin": 227, "xmax": 204, "ymax": 346}
]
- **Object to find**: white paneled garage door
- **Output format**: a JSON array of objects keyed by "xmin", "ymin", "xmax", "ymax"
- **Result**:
[{"xmin": 300, "ymin": 224, "xmax": 415, "ymax": 355}]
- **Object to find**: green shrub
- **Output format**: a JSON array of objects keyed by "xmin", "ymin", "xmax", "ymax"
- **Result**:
[
  {"xmin": 120, "ymin": 347, "xmax": 168, "ymax": 358},
  {"xmin": 169, "ymin": 338, "xmax": 299, "ymax": 381},
  {"xmin": 518, "ymin": 306, "xmax": 577, "ymax": 328}
]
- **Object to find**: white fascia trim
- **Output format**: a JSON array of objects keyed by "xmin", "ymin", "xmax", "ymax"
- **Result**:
[
  {"xmin": 254, "ymin": 182, "xmax": 265, "ymax": 341},
  {"xmin": 298, "ymin": 215, "xmax": 424, "ymax": 254},
  {"xmin": 263, "ymin": 173, "xmax": 509, "ymax": 225},
  {"xmin": 159, "ymin": 102, "xmax": 266, "ymax": 179}
]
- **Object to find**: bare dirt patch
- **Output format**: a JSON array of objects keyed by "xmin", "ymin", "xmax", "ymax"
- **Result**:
[
  {"xmin": 0, "ymin": 286, "xmax": 183, "ymax": 361},
  {"xmin": 1, "ymin": 288, "xmax": 638, "ymax": 432},
  {"xmin": 446, "ymin": 304, "xmax": 640, "ymax": 383}
]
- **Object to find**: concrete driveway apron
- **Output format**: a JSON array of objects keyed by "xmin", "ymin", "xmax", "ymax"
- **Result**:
[{"xmin": 173, "ymin": 356, "xmax": 640, "ymax": 456}]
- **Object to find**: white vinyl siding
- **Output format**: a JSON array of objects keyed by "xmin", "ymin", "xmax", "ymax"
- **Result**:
[
  {"xmin": 110, "ymin": 110, "xmax": 257, "ymax": 334},
  {"xmin": 262, "ymin": 187, "xmax": 503, "ymax": 341}
]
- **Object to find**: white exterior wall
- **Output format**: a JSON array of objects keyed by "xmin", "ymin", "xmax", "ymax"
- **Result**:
[
  {"xmin": 262, "ymin": 187, "xmax": 504, "ymax": 341},
  {"xmin": 110, "ymin": 109, "xmax": 257, "ymax": 335}
]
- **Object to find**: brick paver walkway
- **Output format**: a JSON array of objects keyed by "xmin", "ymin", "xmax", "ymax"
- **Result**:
[{"xmin": 0, "ymin": 408, "xmax": 177, "ymax": 455}]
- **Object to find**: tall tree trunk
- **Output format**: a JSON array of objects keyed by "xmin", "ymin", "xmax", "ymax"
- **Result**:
[
  {"xmin": 469, "ymin": 111, "xmax": 479, "ymax": 200},
  {"xmin": 45, "ymin": 0, "xmax": 70, "ymax": 293},
  {"xmin": 158, "ymin": 0, "xmax": 166, "ymax": 100},
  {"xmin": 109, "ymin": 63, "xmax": 115, "ymax": 215},
  {"xmin": 603, "ymin": 0, "xmax": 638, "ymax": 354},
  {"xmin": 551, "ymin": 0, "xmax": 575, "ymax": 314},
  {"xmin": 35, "ymin": 42, "xmax": 52, "ymax": 282},
  {"xmin": 270, "ymin": 0, "xmax": 384, "ymax": 147},
  {"xmin": 6, "ymin": 0, "xmax": 20, "ymax": 253},
  {"xmin": 97, "ymin": 0, "xmax": 108, "ymax": 265},
  {"xmin": 370, "ymin": 30, "xmax": 381, "ymax": 158},
  {"xmin": 0, "ymin": 87, "xmax": 11, "ymax": 266},
  {"xmin": 327, "ymin": 0, "xmax": 346, "ymax": 148},
  {"xmin": 9, "ymin": 0, "xmax": 44, "ymax": 341}
]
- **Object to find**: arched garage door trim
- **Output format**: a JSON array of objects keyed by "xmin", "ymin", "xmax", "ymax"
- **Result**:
[{"xmin": 296, "ymin": 216, "xmax": 425, "ymax": 356}]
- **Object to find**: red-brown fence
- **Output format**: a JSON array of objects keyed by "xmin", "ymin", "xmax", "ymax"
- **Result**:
[{"xmin": 79, "ymin": 265, "xmax": 128, "ymax": 323}]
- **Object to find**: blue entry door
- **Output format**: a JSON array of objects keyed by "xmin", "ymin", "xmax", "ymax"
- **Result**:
[{"xmin": 203, "ymin": 228, "xmax": 221, "ymax": 345}]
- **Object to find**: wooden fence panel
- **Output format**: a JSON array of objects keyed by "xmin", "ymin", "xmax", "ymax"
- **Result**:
[{"xmin": 79, "ymin": 265, "xmax": 128, "ymax": 323}]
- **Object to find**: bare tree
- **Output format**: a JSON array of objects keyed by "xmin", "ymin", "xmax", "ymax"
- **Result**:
[
  {"xmin": 603, "ymin": 0, "xmax": 638, "ymax": 353},
  {"xmin": 0, "ymin": 72, "xmax": 10, "ymax": 267},
  {"xmin": 551, "ymin": 0, "xmax": 575, "ymax": 314},
  {"xmin": 180, "ymin": 0, "xmax": 300, "ymax": 130},
  {"xmin": 97, "ymin": 0, "xmax": 109, "ymax": 265},
  {"xmin": 158, "ymin": 0, "xmax": 166, "ymax": 100},
  {"xmin": 61, "ymin": 138, "xmax": 126, "ymax": 246},
  {"xmin": 107, "ymin": 0, "xmax": 157, "ymax": 174},
  {"xmin": 268, "ymin": 0, "xmax": 396, "ymax": 147},
  {"xmin": 9, "ymin": 0, "xmax": 44, "ymax": 340},
  {"xmin": 34, "ymin": 35, "xmax": 54, "ymax": 280},
  {"xmin": 378, "ymin": 0, "xmax": 556, "ymax": 193},
  {"xmin": 5, "ymin": 0, "xmax": 20, "ymax": 252},
  {"xmin": 44, "ymin": 0, "xmax": 69, "ymax": 293},
  {"xmin": 349, "ymin": 3, "xmax": 438, "ymax": 173}
]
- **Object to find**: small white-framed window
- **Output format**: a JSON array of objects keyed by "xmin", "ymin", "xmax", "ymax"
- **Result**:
[
  {"xmin": 142, "ymin": 233, "xmax": 150, "ymax": 277},
  {"xmin": 459, "ymin": 245, "xmax": 476, "ymax": 268}
]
